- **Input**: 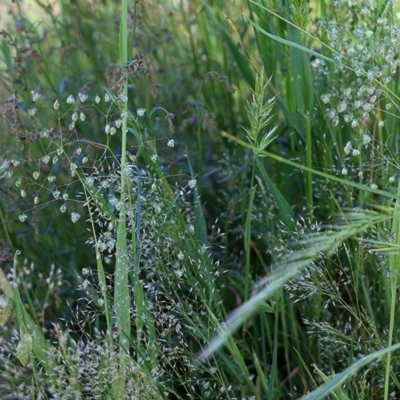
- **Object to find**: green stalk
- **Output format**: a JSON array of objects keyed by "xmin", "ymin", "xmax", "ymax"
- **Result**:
[
  {"xmin": 244, "ymin": 184, "xmax": 256, "ymax": 302},
  {"xmin": 113, "ymin": 0, "xmax": 131, "ymax": 354},
  {"xmin": 384, "ymin": 180, "xmax": 400, "ymax": 399},
  {"xmin": 304, "ymin": 112, "xmax": 313, "ymax": 210}
]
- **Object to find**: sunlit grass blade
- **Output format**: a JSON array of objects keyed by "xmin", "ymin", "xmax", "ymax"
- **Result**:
[
  {"xmin": 198, "ymin": 210, "xmax": 390, "ymax": 363},
  {"xmin": 300, "ymin": 343, "xmax": 400, "ymax": 400}
]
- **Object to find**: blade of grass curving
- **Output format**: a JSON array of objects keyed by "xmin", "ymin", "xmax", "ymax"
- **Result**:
[
  {"xmin": 249, "ymin": 20, "xmax": 334, "ymax": 64},
  {"xmin": 198, "ymin": 212, "xmax": 390, "ymax": 363},
  {"xmin": 300, "ymin": 343, "xmax": 400, "ymax": 400},
  {"xmin": 312, "ymin": 365, "xmax": 351, "ymax": 400},
  {"xmin": 221, "ymin": 130, "xmax": 400, "ymax": 202}
]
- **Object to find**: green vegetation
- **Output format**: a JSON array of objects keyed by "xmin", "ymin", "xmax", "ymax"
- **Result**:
[{"xmin": 1, "ymin": 0, "xmax": 400, "ymax": 398}]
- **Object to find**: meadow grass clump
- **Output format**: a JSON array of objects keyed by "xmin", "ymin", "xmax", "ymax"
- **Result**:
[{"xmin": 3, "ymin": 0, "xmax": 400, "ymax": 399}]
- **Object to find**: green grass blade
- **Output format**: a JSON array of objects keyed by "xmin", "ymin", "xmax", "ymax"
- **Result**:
[
  {"xmin": 300, "ymin": 343, "xmax": 400, "ymax": 400},
  {"xmin": 221, "ymin": 130, "xmax": 400, "ymax": 202},
  {"xmin": 113, "ymin": 0, "xmax": 131, "ymax": 354}
]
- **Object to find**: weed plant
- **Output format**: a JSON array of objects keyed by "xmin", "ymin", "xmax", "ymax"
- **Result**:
[{"xmin": 1, "ymin": 0, "xmax": 400, "ymax": 399}]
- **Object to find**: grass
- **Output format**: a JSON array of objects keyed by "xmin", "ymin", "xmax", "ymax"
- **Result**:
[{"xmin": 1, "ymin": 0, "xmax": 400, "ymax": 398}]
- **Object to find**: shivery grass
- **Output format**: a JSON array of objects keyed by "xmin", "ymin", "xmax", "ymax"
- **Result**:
[{"xmin": 1, "ymin": 0, "xmax": 400, "ymax": 398}]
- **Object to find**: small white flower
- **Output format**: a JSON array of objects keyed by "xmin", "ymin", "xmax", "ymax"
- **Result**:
[
  {"xmin": 72, "ymin": 112, "xmax": 78, "ymax": 122},
  {"xmin": 85, "ymin": 177, "xmax": 95, "ymax": 187},
  {"xmin": 79, "ymin": 112, "xmax": 86, "ymax": 122},
  {"xmin": 15, "ymin": 178, "xmax": 22, "ymax": 187},
  {"xmin": 78, "ymin": 92, "xmax": 88, "ymax": 102},
  {"xmin": 167, "ymin": 139, "xmax": 175, "ymax": 147},
  {"xmin": 53, "ymin": 99, "xmax": 60, "ymax": 110},
  {"xmin": 62, "ymin": 193, "xmax": 68, "ymax": 201},
  {"xmin": 47, "ymin": 175, "xmax": 56, "ymax": 183},
  {"xmin": 33, "ymin": 171, "xmax": 40, "ymax": 180},
  {"xmin": 28, "ymin": 107, "xmax": 37, "ymax": 116},
  {"xmin": 20, "ymin": 189, "xmax": 26, "ymax": 198},
  {"xmin": 137, "ymin": 108, "xmax": 146, "ymax": 117},
  {"xmin": 119, "ymin": 93, "xmax": 128, "ymax": 103},
  {"xmin": 19, "ymin": 214, "xmax": 28, "ymax": 222},
  {"xmin": 60, "ymin": 204, "xmax": 67, "ymax": 213},
  {"xmin": 199, "ymin": 244, "xmax": 207, "ymax": 255},
  {"xmin": 341, "ymin": 168, "xmax": 348, "ymax": 176},
  {"xmin": 175, "ymin": 269, "xmax": 184, "ymax": 278},
  {"xmin": 177, "ymin": 251, "xmax": 184, "ymax": 260},
  {"xmin": 344, "ymin": 141, "xmax": 352, "ymax": 155},
  {"xmin": 188, "ymin": 179, "xmax": 197, "ymax": 189},
  {"xmin": 95, "ymin": 95, "xmax": 101, "ymax": 104},
  {"xmin": 31, "ymin": 90, "xmax": 41, "ymax": 102},
  {"xmin": 34, "ymin": 196, "xmax": 39, "ymax": 205},
  {"xmin": 151, "ymin": 154, "xmax": 158, "ymax": 162},
  {"xmin": 71, "ymin": 212, "xmax": 81, "ymax": 223},
  {"xmin": 115, "ymin": 119, "xmax": 122, "ymax": 128},
  {"xmin": 188, "ymin": 224, "xmax": 195, "ymax": 234},
  {"xmin": 370, "ymin": 183, "xmax": 378, "ymax": 190},
  {"xmin": 11, "ymin": 159, "xmax": 21, "ymax": 167},
  {"xmin": 104, "ymin": 93, "xmax": 110, "ymax": 102},
  {"xmin": 389, "ymin": 176, "xmax": 396, "ymax": 184},
  {"xmin": 110, "ymin": 127, "xmax": 116, "ymax": 135},
  {"xmin": 337, "ymin": 101, "xmax": 347, "ymax": 113},
  {"xmin": 321, "ymin": 94, "xmax": 330, "ymax": 104},
  {"xmin": 363, "ymin": 134, "xmax": 372, "ymax": 145},
  {"xmin": 351, "ymin": 119, "xmax": 359, "ymax": 128},
  {"xmin": 105, "ymin": 124, "xmax": 111, "ymax": 134},
  {"xmin": 66, "ymin": 95, "xmax": 75, "ymax": 104},
  {"xmin": 378, "ymin": 120, "xmax": 384, "ymax": 128},
  {"xmin": 352, "ymin": 149, "xmax": 360, "ymax": 156}
]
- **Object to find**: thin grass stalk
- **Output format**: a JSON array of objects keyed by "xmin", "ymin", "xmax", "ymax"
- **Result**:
[
  {"xmin": 304, "ymin": 114, "xmax": 313, "ymax": 211},
  {"xmin": 269, "ymin": 306, "xmax": 279, "ymax": 398},
  {"xmin": 244, "ymin": 185, "xmax": 256, "ymax": 302},
  {"xmin": 113, "ymin": 0, "xmax": 131, "ymax": 354},
  {"xmin": 384, "ymin": 180, "xmax": 400, "ymax": 399}
]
